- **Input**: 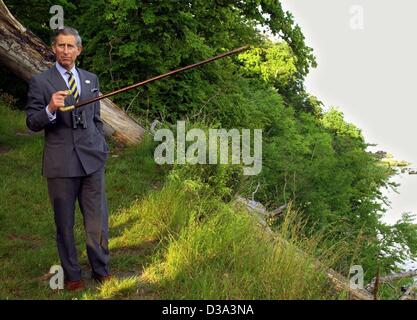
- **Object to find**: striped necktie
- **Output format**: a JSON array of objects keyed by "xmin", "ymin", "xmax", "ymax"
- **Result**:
[{"xmin": 66, "ymin": 70, "xmax": 80, "ymax": 102}]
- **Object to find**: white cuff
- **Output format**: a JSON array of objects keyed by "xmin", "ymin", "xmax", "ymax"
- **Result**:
[{"xmin": 45, "ymin": 105, "xmax": 56, "ymax": 121}]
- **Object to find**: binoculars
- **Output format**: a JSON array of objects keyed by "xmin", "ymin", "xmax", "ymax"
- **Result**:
[{"xmin": 71, "ymin": 110, "xmax": 87, "ymax": 129}]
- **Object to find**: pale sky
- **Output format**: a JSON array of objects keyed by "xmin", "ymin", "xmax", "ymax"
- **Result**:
[{"xmin": 280, "ymin": 0, "xmax": 417, "ymax": 225}]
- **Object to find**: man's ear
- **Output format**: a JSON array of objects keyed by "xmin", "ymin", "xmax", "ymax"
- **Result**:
[
  {"xmin": 51, "ymin": 44, "xmax": 56, "ymax": 54},
  {"xmin": 76, "ymin": 46, "xmax": 83, "ymax": 57}
]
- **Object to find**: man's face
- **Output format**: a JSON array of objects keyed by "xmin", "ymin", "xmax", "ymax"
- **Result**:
[{"xmin": 52, "ymin": 34, "xmax": 82, "ymax": 70}]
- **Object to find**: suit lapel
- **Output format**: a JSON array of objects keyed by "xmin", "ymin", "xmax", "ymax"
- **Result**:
[{"xmin": 47, "ymin": 65, "xmax": 69, "ymax": 92}]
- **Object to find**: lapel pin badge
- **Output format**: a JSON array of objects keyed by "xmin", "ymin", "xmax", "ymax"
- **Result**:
[{"xmin": 85, "ymin": 80, "xmax": 91, "ymax": 84}]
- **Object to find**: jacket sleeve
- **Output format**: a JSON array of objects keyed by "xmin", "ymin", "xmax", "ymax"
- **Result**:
[
  {"xmin": 92, "ymin": 75, "xmax": 104, "ymax": 135},
  {"xmin": 26, "ymin": 76, "xmax": 55, "ymax": 132}
]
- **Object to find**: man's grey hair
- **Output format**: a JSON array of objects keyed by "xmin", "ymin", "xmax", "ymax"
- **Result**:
[{"xmin": 52, "ymin": 27, "xmax": 82, "ymax": 47}]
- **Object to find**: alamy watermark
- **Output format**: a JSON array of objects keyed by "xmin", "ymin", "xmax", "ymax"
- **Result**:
[
  {"xmin": 349, "ymin": 5, "xmax": 364, "ymax": 30},
  {"xmin": 154, "ymin": 121, "xmax": 262, "ymax": 176},
  {"xmin": 49, "ymin": 5, "xmax": 64, "ymax": 30},
  {"xmin": 349, "ymin": 265, "xmax": 364, "ymax": 290},
  {"xmin": 49, "ymin": 265, "xmax": 64, "ymax": 290}
]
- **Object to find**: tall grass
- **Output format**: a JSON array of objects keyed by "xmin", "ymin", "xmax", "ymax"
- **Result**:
[{"xmin": 105, "ymin": 177, "xmax": 340, "ymax": 299}]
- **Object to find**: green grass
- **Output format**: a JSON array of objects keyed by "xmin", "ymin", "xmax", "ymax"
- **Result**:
[
  {"xmin": 0, "ymin": 102, "xmax": 341, "ymax": 300},
  {"xmin": 378, "ymin": 277, "xmax": 416, "ymax": 300},
  {"xmin": 138, "ymin": 196, "xmax": 337, "ymax": 299}
]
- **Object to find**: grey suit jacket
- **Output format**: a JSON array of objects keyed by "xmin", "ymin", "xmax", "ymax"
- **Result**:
[{"xmin": 26, "ymin": 65, "xmax": 109, "ymax": 178}]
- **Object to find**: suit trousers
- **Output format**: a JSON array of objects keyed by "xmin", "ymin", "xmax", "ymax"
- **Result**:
[{"xmin": 47, "ymin": 167, "xmax": 109, "ymax": 281}]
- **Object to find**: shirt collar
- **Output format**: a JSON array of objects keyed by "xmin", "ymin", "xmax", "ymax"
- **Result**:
[{"xmin": 55, "ymin": 62, "xmax": 77, "ymax": 78}]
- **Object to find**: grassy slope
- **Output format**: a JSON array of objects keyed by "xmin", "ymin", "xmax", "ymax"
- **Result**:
[{"xmin": 0, "ymin": 103, "xmax": 338, "ymax": 300}]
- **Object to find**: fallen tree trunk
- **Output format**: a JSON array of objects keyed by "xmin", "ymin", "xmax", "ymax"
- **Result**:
[{"xmin": 0, "ymin": 0, "xmax": 145, "ymax": 145}]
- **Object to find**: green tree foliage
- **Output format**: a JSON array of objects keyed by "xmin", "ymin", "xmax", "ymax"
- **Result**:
[
  {"xmin": 238, "ymin": 42, "xmax": 298, "ymax": 87},
  {"xmin": 4, "ymin": 0, "xmax": 77, "ymax": 43}
]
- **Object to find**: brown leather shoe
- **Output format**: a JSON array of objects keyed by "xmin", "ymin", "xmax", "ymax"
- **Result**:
[
  {"xmin": 92, "ymin": 274, "xmax": 113, "ymax": 284},
  {"xmin": 64, "ymin": 280, "xmax": 85, "ymax": 291}
]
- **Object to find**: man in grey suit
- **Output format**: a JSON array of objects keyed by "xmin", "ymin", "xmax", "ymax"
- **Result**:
[{"xmin": 26, "ymin": 27, "xmax": 111, "ymax": 291}]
